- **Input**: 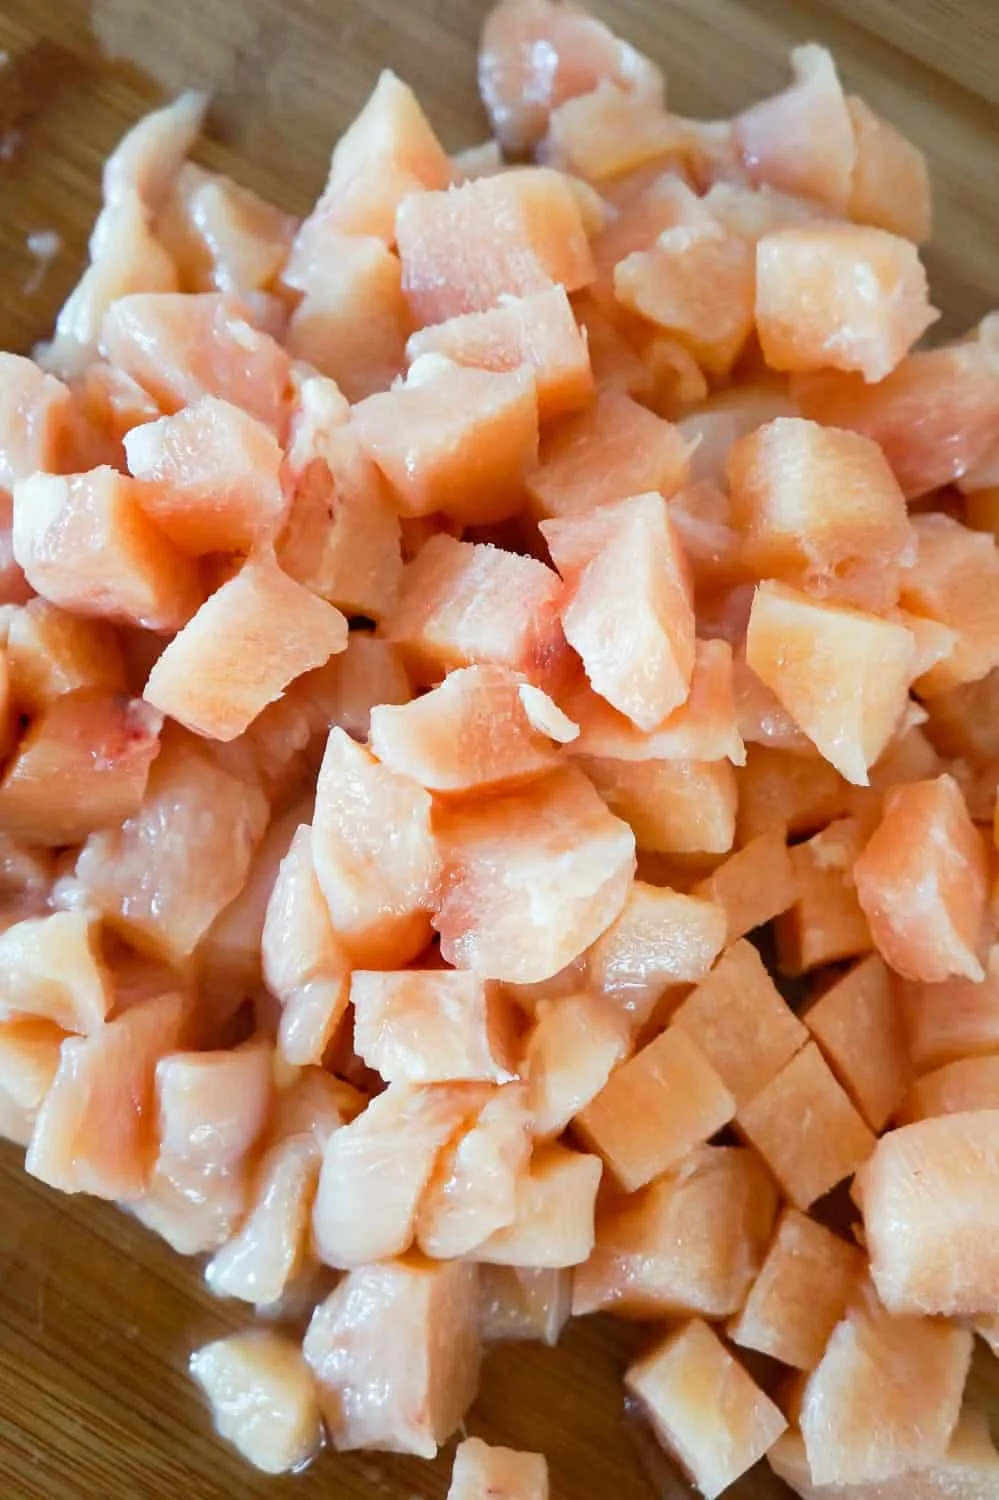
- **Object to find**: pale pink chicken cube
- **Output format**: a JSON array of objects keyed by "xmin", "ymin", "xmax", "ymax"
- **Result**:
[
  {"xmin": 5, "ymin": 598, "xmax": 126, "ymax": 711},
  {"xmin": 474, "ymin": 1142, "xmax": 603, "ymax": 1268},
  {"xmin": 322, "ymin": 634, "xmax": 411, "ymax": 741},
  {"xmin": 734, "ymin": 45, "xmax": 855, "ymax": 211},
  {"xmin": 523, "ymin": 992, "xmax": 631, "ymax": 1137},
  {"xmin": 270, "ymin": 1065, "xmax": 365, "ymax": 1147},
  {"xmin": 368, "ymin": 665, "xmax": 573, "ymax": 795},
  {"xmin": 143, "ymin": 553, "xmax": 348, "ymax": 741},
  {"xmin": 312, "ymin": 728, "xmax": 440, "ymax": 968},
  {"xmin": 155, "ymin": 1038, "xmax": 272, "ymax": 1169},
  {"xmin": 190, "ymin": 1330, "xmax": 322, "ymax": 1476},
  {"xmin": 351, "ymin": 968, "xmax": 519, "ymax": 1084},
  {"xmin": 433, "ymin": 765, "xmax": 636, "ymax": 984},
  {"xmin": 26, "ymin": 989, "xmax": 190, "ymax": 1199},
  {"xmin": 130, "ymin": 1152, "xmax": 249, "ymax": 1256},
  {"xmin": 206, "ymin": 1133, "xmax": 321, "ymax": 1307},
  {"xmin": 541, "ymin": 492, "xmax": 695, "ymax": 732},
  {"xmin": 0, "ymin": 353, "xmax": 77, "ymax": 497},
  {"xmin": 416, "ymin": 1084, "xmax": 533, "ymax": 1258},
  {"xmin": 158, "ymin": 161, "xmax": 296, "ymax": 298},
  {"xmin": 585, "ymin": 883, "xmax": 727, "ymax": 1028},
  {"xmin": 123, "ymin": 396, "xmax": 288, "ymax": 555},
  {"xmin": 447, "ymin": 1437, "xmax": 549, "ymax": 1500},
  {"xmin": 304, "ymin": 1256, "xmax": 480, "ymax": 1456},
  {"xmin": 102, "ymin": 91, "xmax": 207, "ymax": 212},
  {"xmin": 0, "ymin": 911, "xmax": 111, "ymax": 1033},
  {"xmin": 312, "ymin": 1083, "xmax": 487, "ymax": 1268},
  {"xmin": 68, "ymin": 730, "xmax": 269, "ymax": 965},
  {"xmin": 261, "ymin": 824, "xmax": 350, "ymax": 1068},
  {"xmin": 101, "ymin": 292, "xmax": 291, "ymax": 433},
  {"xmin": 12, "ymin": 468, "xmax": 205, "ymax": 632},
  {"xmin": 478, "ymin": 1265, "xmax": 572, "ymax": 1347}
]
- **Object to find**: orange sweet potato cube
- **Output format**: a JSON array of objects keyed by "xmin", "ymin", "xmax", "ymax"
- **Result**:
[
  {"xmin": 579, "ymin": 756, "xmax": 737, "ymax": 855},
  {"xmin": 899, "ymin": 1055, "xmax": 999, "ymax": 1124},
  {"xmin": 854, "ymin": 774, "xmax": 988, "ymax": 984},
  {"xmin": 727, "ymin": 417, "xmax": 913, "ymax": 611},
  {"xmin": 755, "ymin": 222, "xmax": 937, "ymax": 382},
  {"xmin": 352, "ymin": 357, "xmax": 539, "ymax": 525},
  {"xmin": 775, "ymin": 818, "xmax": 873, "ymax": 976},
  {"xmin": 728, "ymin": 1207, "xmax": 865, "ymax": 1371},
  {"xmin": 698, "ymin": 839, "xmax": 797, "ymax": 952},
  {"xmin": 397, "ymin": 168, "xmax": 595, "ymax": 325},
  {"xmin": 143, "ymin": 553, "xmax": 348, "ymax": 741},
  {"xmin": 896, "ymin": 951, "xmax": 999, "ymax": 1073},
  {"xmin": 803, "ymin": 953, "xmax": 911, "ymax": 1131},
  {"xmin": 625, "ymin": 1319, "xmax": 787, "ymax": 1500},
  {"xmin": 542, "ymin": 492, "xmax": 694, "ymax": 730},
  {"xmin": 746, "ymin": 580, "xmax": 916, "ymax": 786},
  {"xmin": 573, "ymin": 1145, "xmax": 778, "ymax": 1320},
  {"xmin": 736, "ymin": 744, "xmax": 851, "ymax": 845},
  {"xmin": 406, "ymin": 285, "xmax": 593, "ymax": 423},
  {"xmin": 737, "ymin": 1042, "xmax": 877, "ymax": 1210},
  {"xmin": 526, "ymin": 390, "xmax": 690, "ymax": 522},
  {"xmin": 672, "ymin": 940, "xmax": 807, "ymax": 1107},
  {"xmin": 574, "ymin": 1025, "xmax": 735, "ymax": 1192}
]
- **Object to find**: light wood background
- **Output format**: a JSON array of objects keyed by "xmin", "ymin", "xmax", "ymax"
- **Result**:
[{"xmin": 0, "ymin": 2, "xmax": 998, "ymax": 1497}]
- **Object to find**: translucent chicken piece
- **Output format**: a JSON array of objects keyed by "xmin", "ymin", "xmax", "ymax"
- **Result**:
[
  {"xmin": 303, "ymin": 1257, "xmax": 480, "ymax": 1458},
  {"xmin": 474, "ymin": 1142, "xmax": 603, "ymax": 1268},
  {"xmin": 5, "ymin": 599, "xmax": 126, "ymax": 711},
  {"xmin": 447, "ymin": 1437, "xmax": 549, "ymax": 1500},
  {"xmin": 190, "ymin": 1330, "xmax": 322, "ymax": 1476},
  {"xmin": 155, "ymin": 1038, "xmax": 272, "ymax": 1169},
  {"xmin": 351, "ymin": 969, "xmax": 519, "ymax": 1084},
  {"xmin": 523, "ymin": 992, "xmax": 630, "ymax": 1138},
  {"xmin": 416, "ymin": 1084, "xmax": 533, "ymax": 1258},
  {"xmin": 206, "ymin": 1134, "xmax": 321, "ymax": 1308},
  {"xmin": 0, "ymin": 911, "xmax": 111, "ymax": 1033}
]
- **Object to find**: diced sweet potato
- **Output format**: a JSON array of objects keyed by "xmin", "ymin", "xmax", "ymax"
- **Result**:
[
  {"xmin": 407, "ymin": 286, "xmax": 592, "ymax": 423},
  {"xmin": 5, "ymin": 599, "xmax": 126, "ymax": 711},
  {"xmin": 368, "ymin": 665, "xmax": 570, "ymax": 795},
  {"xmin": 416, "ymin": 1084, "xmax": 532, "ymax": 1259},
  {"xmin": 523, "ymin": 992, "xmax": 630, "ymax": 1137},
  {"xmin": 0, "ymin": 911, "xmax": 110, "ymax": 1033},
  {"xmin": 434, "ymin": 764, "xmax": 634, "ymax": 983},
  {"xmin": 474, "ymin": 1142, "xmax": 603, "ymax": 1268},
  {"xmin": 798, "ymin": 1280, "xmax": 972, "ymax": 1485},
  {"xmin": 672, "ymin": 941, "xmax": 807, "ymax": 1106},
  {"xmin": 321, "ymin": 634, "xmax": 411, "ymax": 742},
  {"xmin": 144, "ymin": 553, "xmax": 347, "ymax": 742},
  {"xmin": 755, "ymin": 223, "xmax": 936, "ymax": 382},
  {"xmin": 447, "ymin": 1437, "xmax": 548, "ymax": 1500},
  {"xmin": 579, "ymin": 756, "xmax": 737, "ymax": 855},
  {"xmin": 854, "ymin": 774, "xmax": 987, "ymax": 984},
  {"xmin": 70, "ymin": 730, "xmax": 269, "ymax": 964},
  {"xmin": 26, "ymin": 989, "xmax": 189, "ymax": 1198},
  {"xmin": 899, "ymin": 1055, "xmax": 999, "ymax": 1124},
  {"xmin": 691, "ymin": 827, "xmax": 798, "ymax": 944},
  {"xmin": 397, "ymin": 168, "xmax": 595, "ymax": 326},
  {"xmin": 736, "ymin": 1042, "xmax": 876, "ymax": 1210},
  {"xmin": 312, "ymin": 1083, "xmax": 485, "ymax": 1268},
  {"xmin": 12, "ymin": 468, "xmax": 204, "ymax": 632},
  {"xmin": 746, "ymin": 581, "xmax": 915, "ymax": 786},
  {"xmin": 729, "ymin": 1208, "xmax": 864, "ymax": 1372},
  {"xmin": 123, "ymin": 395, "xmax": 287, "ymax": 555},
  {"xmin": 727, "ymin": 418, "xmax": 913, "ymax": 611},
  {"xmin": 897, "ymin": 950, "xmax": 999, "ymax": 1071},
  {"xmin": 101, "ymin": 292, "xmax": 290, "ymax": 432},
  {"xmin": 859, "ymin": 1110, "xmax": 999, "ymax": 1317},
  {"xmin": 312, "ymin": 728, "xmax": 439, "ymax": 969},
  {"xmin": 190, "ymin": 1331, "xmax": 322, "ymax": 1476},
  {"xmin": 575, "ymin": 1025, "xmax": 734, "ymax": 1192},
  {"xmin": 526, "ymin": 391, "xmax": 690, "ymax": 522},
  {"xmin": 586, "ymin": 883, "xmax": 726, "ymax": 1028},
  {"xmin": 351, "ymin": 969, "xmax": 518, "ymax": 1085},
  {"xmin": 625, "ymin": 1318, "xmax": 788, "ymax": 1500},
  {"xmin": 846, "ymin": 95, "xmax": 932, "ymax": 244},
  {"xmin": 803, "ymin": 954, "xmax": 910, "ymax": 1131},
  {"xmin": 383, "ymin": 535, "xmax": 568, "ymax": 688},
  {"xmin": 736, "ymin": 744, "xmax": 851, "ymax": 845},
  {"xmin": 542, "ymin": 492, "xmax": 694, "ymax": 731},
  {"xmin": 574, "ymin": 1145, "xmax": 777, "ymax": 1320},
  {"xmin": 303, "ymin": 1257, "xmax": 480, "ymax": 1458},
  {"xmin": 0, "ymin": 690, "xmax": 162, "ymax": 845},
  {"xmin": 478, "ymin": 1265, "xmax": 572, "ymax": 1347}
]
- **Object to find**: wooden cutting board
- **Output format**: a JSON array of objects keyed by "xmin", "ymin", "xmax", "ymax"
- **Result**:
[{"xmin": 0, "ymin": 3, "xmax": 998, "ymax": 1497}]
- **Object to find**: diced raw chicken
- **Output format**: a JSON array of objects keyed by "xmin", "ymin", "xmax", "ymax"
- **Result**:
[
  {"xmin": 303, "ymin": 1257, "xmax": 480, "ymax": 1457},
  {"xmin": 447, "ymin": 1437, "xmax": 549, "ymax": 1500},
  {"xmin": 5, "ymin": 599, "xmax": 126, "ymax": 710},
  {"xmin": 351, "ymin": 969, "xmax": 519, "ymax": 1084},
  {"xmin": 416, "ymin": 1084, "xmax": 533, "ymax": 1258},
  {"xmin": 155, "ymin": 1038, "xmax": 272, "ymax": 1169},
  {"xmin": 523, "ymin": 991, "xmax": 631, "ymax": 1137},
  {"xmin": 478, "ymin": 1265, "xmax": 572, "ymax": 1347},
  {"xmin": 190, "ymin": 1330, "xmax": 322, "ymax": 1475},
  {"xmin": 473, "ymin": 1142, "xmax": 603, "ymax": 1267},
  {"xmin": 206, "ymin": 1133, "xmax": 321, "ymax": 1307},
  {"xmin": 0, "ymin": 911, "xmax": 111, "ymax": 1033}
]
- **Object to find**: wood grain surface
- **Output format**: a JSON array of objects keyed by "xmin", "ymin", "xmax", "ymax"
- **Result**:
[{"xmin": 0, "ymin": 3, "xmax": 998, "ymax": 1498}]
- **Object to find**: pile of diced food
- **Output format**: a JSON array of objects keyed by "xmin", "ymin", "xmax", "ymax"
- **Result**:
[{"xmin": 3, "ymin": 0, "xmax": 999, "ymax": 1492}]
